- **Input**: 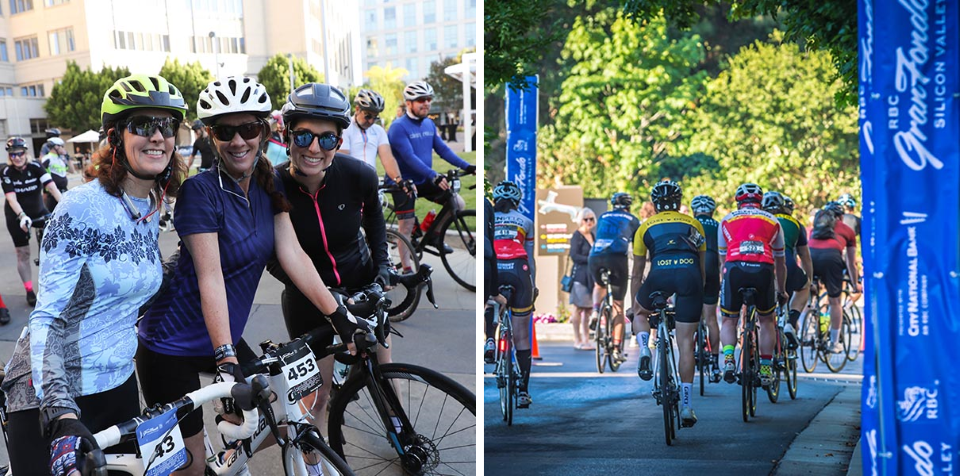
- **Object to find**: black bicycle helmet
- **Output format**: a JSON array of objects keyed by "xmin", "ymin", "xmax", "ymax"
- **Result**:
[
  {"xmin": 355, "ymin": 89, "xmax": 385, "ymax": 113},
  {"xmin": 823, "ymin": 201, "xmax": 844, "ymax": 218},
  {"xmin": 6, "ymin": 137, "xmax": 26, "ymax": 151},
  {"xmin": 611, "ymin": 192, "xmax": 633, "ymax": 210},
  {"xmin": 783, "ymin": 195, "xmax": 795, "ymax": 214},
  {"xmin": 650, "ymin": 180, "xmax": 682, "ymax": 212},
  {"xmin": 45, "ymin": 128, "xmax": 61, "ymax": 138},
  {"xmin": 762, "ymin": 191, "xmax": 786, "ymax": 214},
  {"xmin": 282, "ymin": 83, "xmax": 351, "ymax": 130},
  {"xmin": 690, "ymin": 195, "xmax": 716, "ymax": 214}
]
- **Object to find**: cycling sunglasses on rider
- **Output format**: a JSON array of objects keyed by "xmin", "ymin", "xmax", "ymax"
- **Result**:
[
  {"xmin": 290, "ymin": 130, "xmax": 340, "ymax": 151},
  {"xmin": 210, "ymin": 122, "xmax": 263, "ymax": 142},
  {"xmin": 8, "ymin": 150, "xmax": 25, "ymax": 158},
  {"xmin": 125, "ymin": 116, "xmax": 180, "ymax": 139},
  {"xmin": 361, "ymin": 111, "xmax": 379, "ymax": 122}
]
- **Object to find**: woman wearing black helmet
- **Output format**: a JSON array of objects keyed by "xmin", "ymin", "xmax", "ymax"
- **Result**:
[
  {"xmin": 136, "ymin": 77, "xmax": 361, "ymax": 476},
  {"xmin": 2, "ymin": 74, "xmax": 188, "ymax": 476}
]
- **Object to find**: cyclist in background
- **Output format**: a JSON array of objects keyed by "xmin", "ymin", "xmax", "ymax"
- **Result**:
[
  {"xmin": 41, "ymin": 137, "xmax": 70, "ymax": 213},
  {"xmin": 630, "ymin": 180, "xmax": 705, "ymax": 427},
  {"xmin": 1, "ymin": 74, "xmax": 188, "ymax": 476},
  {"xmin": 264, "ymin": 110, "xmax": 287, "ymax": 165},
  {"xmin": 483, "ymin": 196, "xmax": 508, "ymax": 363},
  {"xmin": 690, "ymin": 194, "xmax": 722, "ymax": 382},
  {"xmin": 808, "ymin": 201, "xmax": 859, "ymax": 354},
  {"xmin": 762, "ymin": 191, "xmax": 813, "ymax": 348},
  {"xmin": 341, "ymin": 89, "xmax": 407, "ymax": 190},
  {"xmin": 38, "ymin": 127, "xmax": 61, "ymax": 157},
  {"xmin": 187, "ymin": 119, "xmax": 215, "ymax": 173},
  {"xmin": 2, "ymin": 136, "xmax": 62, "ymax": 307},
  {"xmin": 588, "ymin": 192, "xmax": 641, "ymax": 363},
  {"xmin": 838, "ymin": 193, "xmax": 861, "ymax": 235},
  {"xmin": 388, "ymin": 81, "xmax": 475, "ymax": 254},
  {"xmin": 718, "ymin": 183, "xmax": 788, "ymax": 388},
  {"xmin": 491, "ymin": 181, "xmax": 536, "ymax": 408}
]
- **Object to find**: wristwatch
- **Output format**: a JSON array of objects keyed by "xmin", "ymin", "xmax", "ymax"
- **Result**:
[{"xmin": 39, "ymin": 405, "xmax": 75, "ymax": 438}]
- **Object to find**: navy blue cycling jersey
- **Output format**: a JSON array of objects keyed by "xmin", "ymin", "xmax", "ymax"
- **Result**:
[
  {"xmin": 695, "ymin": 215, "xmax": 720, "ymax": 254},
  {"xmin": 590, "ymin": 209, "xmax": 640, "ymax": 257}
]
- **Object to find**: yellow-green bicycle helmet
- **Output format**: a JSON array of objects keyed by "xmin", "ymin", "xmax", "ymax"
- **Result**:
[{"xmin": 100, "ymin": 74, "xmax": 187, "ymax": 129}]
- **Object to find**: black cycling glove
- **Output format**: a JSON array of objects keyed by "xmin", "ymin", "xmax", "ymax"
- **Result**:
[
  {"xmin": 376, "ymin": 265, "xmax": 398, "ymax": 288},
  {"xmin": 463, "ymin": 165, "xmax": 476, "ymax": 175}
]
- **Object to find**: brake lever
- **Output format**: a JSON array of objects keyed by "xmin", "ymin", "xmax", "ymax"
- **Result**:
[
  {"xmin": 83, "ymin": 449, "xmax": 107, "ymax": 476},
  {"xmin": 258, "ymin": 396, "xmax": 285, "ymax": 447}
]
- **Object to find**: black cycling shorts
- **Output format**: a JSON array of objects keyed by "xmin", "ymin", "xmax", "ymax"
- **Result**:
[
  {"xmin": 636, "ymin": 264, "xmax": 703, "ymax": 324},
  {"xmin": 7, "ymin": 374, "xmax": 140, "ymax": 474},
  {"xmin": 136, "ymin": 339, "xmax": 257, "ymax": 438},
  {"xmin": 785, "ymin": 258, "xmax": 808, "ymax": 294},
  {"xmin": 497, "ymin": 258, "xmax": 534, "ymax": 314},
  {"xmin": 811, "ymin": 248, "xmax": 845, "ymax": 298},
  {"xmin": 5, "ymin": 213, "xmax": 31, "ymax": 247},
  {"xmin": 391, "ymin": 180, "xmax": 451, "ymax": 220},
  {"xmin": 588, "ymin": 254, "xmax": 629, "ymax": 301},
  {"xmin": 703, "ymin": 252, "xmax": 720, "ymax": 305},
  {"xmin": 720, "ymin": 261, "xmax": 777, "ymax": 316},
  {"xmin": 281, "ymin": 285, "xmax": 337, "ymax": 355},
  {"xmin": 485, "ymin": 256, "xmax": 497, "ymax": 301}
]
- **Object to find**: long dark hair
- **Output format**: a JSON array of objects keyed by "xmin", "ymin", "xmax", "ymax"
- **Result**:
[{"xmin": 96, "ymin": 124, "xmax": 187, "ymax": 199}]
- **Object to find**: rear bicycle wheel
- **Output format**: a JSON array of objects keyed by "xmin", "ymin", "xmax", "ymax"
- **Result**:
[
  {"xmin": 825, "ymin": 314, "xmax": 850, "ymax": 373},
  {"xmin": 498, "ymin": 333, "xmax": 515, "ymax": 425},
  {"xmin": 799, "ymin": 309, "xmax": 820, "ymax": 373},
  {"xmin": 283, "ymin": 428, "xmax": 354, "ymax": 476},
  {"xmin": 596, "ymin": 307, "xmax": 608, "ymax": 374},
  {"xmin": 385, "ymin": 230, "xmax": 421, "ymax": 322},
  {"xmin": 608, "ymin": 311, "xmax": 622, "ymax": 373},
  {"xmin": 740, "ymin": 329, "xmax": 753, "ymax": 422},
  {"xmin": 697, "ymin": 324, "xmax": 706, "ymax": 396},
  {"xmin": 844, "ymin": 308, "xmax": 861, "ymax": 362},
  {"xmin": 660, "ymin": 333, "xmax": 673, "ymax": 446},
  {"xmin": 766, "ymin": 332, "xmax": 782, "ymax": 404},
  {"xmin": 786, "ymin": 347, "xmax": 799, "ymax": 400},
  {"xmin": 439, "ymin": 209, "xmax": 476, "ymax": 292},
  {"xmin": 328, "ymin": 363, "xmax": 476, "ymax": 476}
]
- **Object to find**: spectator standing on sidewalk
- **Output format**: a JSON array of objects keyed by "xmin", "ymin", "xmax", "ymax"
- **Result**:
[
  {"xmin": 187, "ymin": 119, "xmax": 215, "ymax": 173},
  {"xmin": 569, "ymin": 208, "xmax": 597, "ymax": 350}
]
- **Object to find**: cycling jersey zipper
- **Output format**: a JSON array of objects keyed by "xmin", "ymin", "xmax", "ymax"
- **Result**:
[{"xmin": 300, "ymin": 185, "xmax": 341, "ymax": 286}]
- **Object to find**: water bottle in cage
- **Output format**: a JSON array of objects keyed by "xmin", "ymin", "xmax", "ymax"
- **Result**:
[{"xmin": 420, "ymin": 209, "xmax": 437, "ymax": 232}]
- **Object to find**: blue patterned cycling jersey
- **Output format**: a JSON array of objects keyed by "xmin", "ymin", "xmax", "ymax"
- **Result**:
[
  {"xmin": 590, "ymin": 210, "xmax": 640, "ymax": 257},
  {"xmin": 2, "ymin": 180, "xmax": 161, "ymax": 413}
]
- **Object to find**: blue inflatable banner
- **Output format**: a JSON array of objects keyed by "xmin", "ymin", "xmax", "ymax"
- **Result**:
[
  {"xmin": 860, "ymin": 0, "xmax": 960, "ymax": 474},
  {"xmin": 505, "ymin": 76, "xmax": 538, "ymax": 221}
]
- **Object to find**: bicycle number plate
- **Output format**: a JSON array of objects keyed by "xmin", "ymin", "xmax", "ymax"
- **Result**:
[
  {"xmin": 452, "ymin": 179, "xmax": 461, "ymax": 193},
  {"xmin": 135, "ymin": 410, "xmax": 187, "ymax": 476},
  {"xmin": 740, "ymin": 241, "xmax": 764, "ymax": 255},
  {"xmin": 279, "ymin": 340, "xmax": 323, "ymax": 403}
]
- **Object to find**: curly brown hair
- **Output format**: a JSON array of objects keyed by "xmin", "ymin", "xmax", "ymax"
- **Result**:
[{"xmin": 95, "ymin": 137, "xmax": 187, "ymax": 199}]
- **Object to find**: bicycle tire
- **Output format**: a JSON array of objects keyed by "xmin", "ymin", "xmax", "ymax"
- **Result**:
[
  {"xmin": 439, "ymin": 209, "xmax": 476, "ymax": 292},
  {"xmin": 660, "ymin": 329, "xmax": 673, "ymax": 446},
  {"xmin": 385, "ymin": 230, "xmax": 422, "ymax": 322},
  {"xmin": 740, "ymin": 329, "xmax": 750, "ymax": 422},
  {"xmin": 786, "ymin": 347, "xmax": 798, "ymax": 400},
  {"xmin": 749, "ymin": 327, "xmax": 758, "ymax": 417},
  {"xmin": 824, "ymin": 314, "xmax": 849, "ymax": 373},
  {"xmin": 844, "ymin": 306, "xmax": 861, "ymax": 362},
  {"xmin": 697, "ymin": 324, "xmax": 706, "ymax": 396},
  {"xmin": 608, "ymin": 308, "xmax": 621, "ymax": 373},
  {"xmin": 767, "ymin": 331, "xmax": 782, "ymax": 404},
  {"xmin": 799, "ymin": 308, "xmax": 820, "ymax": 373},
  {"xmin": 499, "ymin": 331, "xmax": 514, "ymax": 425},
  {"xmin": 596, "ymin": 306, "xmax": 608, "ymax": 374},
  {"xmin": 328, "ymin": 363, "xmax": 476, "ymax": 476},
  {"xmin": 283, "ymin": 428, "xmax": 355, "ymax": 476}
]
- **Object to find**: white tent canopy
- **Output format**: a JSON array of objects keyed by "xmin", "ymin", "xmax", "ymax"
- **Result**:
[
  {"xmin": 444, "ymin": 52, "xmax": 476, "ymax": 152},
  {"xmin": 67, "ymin": 130, "xmax": 100, "ymax": 143}
]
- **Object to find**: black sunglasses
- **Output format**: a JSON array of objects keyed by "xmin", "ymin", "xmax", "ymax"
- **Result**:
[
  {"xmin": 291, "ymin": 130, "xmax": 340, "ymax": 150},
  {"xmin": 362, "ymin": 111, "xmax": 379, "ymax": 121},
  {"xmin": 125, "ymin": 116, "xmax": 180, "ymax": 139},
  {"xmin": 8, "ymin": 151, "xmax": 25, "ymax": 158},
  {"xmin": 211, "ymin": 122, "xmax": 263, "ymax": 142}
]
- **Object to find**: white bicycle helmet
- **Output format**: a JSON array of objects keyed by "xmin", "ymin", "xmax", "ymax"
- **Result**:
[
  {"xmin": 355, "ymin": 89, "xmax": 386, "ymax": 112},
  {"xmin": 403, "ymin": 81, "xmax": 434, "ymax": 101},
  {"xmin": 47, "ymin": 137, "xmax": 65, "ymax": 147},
  {"xmin": 493, "ymin": 180, "xmax": 522, "ymax": 205},
  {"xmin": 735, "ymin": 183, "xmax": 763, "ymax": 204},
  {"xmin": 197, "ymin": 76, "xmax": 272, "ymax": 125},
  {"xmin": 690, "ymin": 195, "xmax": 716, "ymax": 214},
  {"xmin": 761, "ymin": 191, "xmax": 785, "ymax": 213}
]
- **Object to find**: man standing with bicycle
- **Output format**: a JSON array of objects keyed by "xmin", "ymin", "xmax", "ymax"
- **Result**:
[
  {"xmin": 630, "ymin": 180, "xmax": 706, "ymax": 427},
  {"xmin": 718, "ymin": 183, "xmax": 788, "ymax": 389},
  {"xmin": 588, "ymin": 192, "xmax": 640, "ymax": 363},
  {"xmin": 388, "ymin": 81, "xmax": 475, "ymax": 254}
]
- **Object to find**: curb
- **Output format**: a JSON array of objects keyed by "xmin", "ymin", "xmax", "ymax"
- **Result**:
[{"xmin": 773, "ymin": 386, "xmax": 862, "ymax": 475}]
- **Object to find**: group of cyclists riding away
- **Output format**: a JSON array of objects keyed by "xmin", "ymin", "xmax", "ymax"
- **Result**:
[{"xmin": 486, "ymin": 176, "xmax": 861, "ymax": 432}]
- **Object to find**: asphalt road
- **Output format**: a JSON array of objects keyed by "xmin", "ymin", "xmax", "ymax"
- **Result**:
[
  {"xmin": 484, "ymin": 333, "xmax": 863, "ymax": 475},
  {"xmin": 0, "ymin": 173, "xmax": 477, "ymax": 475}
]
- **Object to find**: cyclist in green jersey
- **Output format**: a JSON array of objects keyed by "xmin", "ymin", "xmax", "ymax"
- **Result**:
[
  {"xmin": 762, "ymin": 192, "xmax": 813, "ymax": 347},
  {"xmin": 690, "ymin": 195, "xmax": 722, "ymax": 382}
]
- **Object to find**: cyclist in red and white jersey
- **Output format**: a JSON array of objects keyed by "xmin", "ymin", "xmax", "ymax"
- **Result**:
[{"xmin": 718, "ymin": 183, "xmax": 788, "ymax": 387}]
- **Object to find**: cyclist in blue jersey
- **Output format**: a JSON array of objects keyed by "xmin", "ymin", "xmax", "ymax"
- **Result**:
[
  {"xmin": 388, "ymin": 81, "xmax": 475, "ymax": 255},
  {"xmin": 587, "ymin": 192, "xmax": 641, "ymax": 363},
  {"xmin": 691, "ymin": 194, "xmax": 723, "ymax": 382},
  {"xmin": 136, "ymin": 77, "xmax": 365, "ymax": 476},
  {"xmin": 1, "ymin": 74, "xmax": 189, "ymax": 476}
]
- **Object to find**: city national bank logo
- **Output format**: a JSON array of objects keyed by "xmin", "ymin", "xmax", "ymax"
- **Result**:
[{"xmin": 897, "ymin": 384, "xmax": 939, "ymax": 421}]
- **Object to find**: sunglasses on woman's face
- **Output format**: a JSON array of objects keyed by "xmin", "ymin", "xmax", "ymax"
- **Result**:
[
  {"xmin": 291, "ymin": 130, "xmax": 340, "ymax": 150},
  {"xmin": 125, "ymin": 116, "xmax": 180, "ymax": 139},
  {"xmin": 211, "ymin": 122, "xmax": 263, "ymax": 142},
  {"xmin": 8, "ymin": 151, "xmax": 25, "ymax": 158},
  {"xmin": 362, "ymin": 111, "xmax": 379, "ymax": 122},
  {"xmin": 584, "ymin": 217, "xmax": 595, "ymax": 222}
]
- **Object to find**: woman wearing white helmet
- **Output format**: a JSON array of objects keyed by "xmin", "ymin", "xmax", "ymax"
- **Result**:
[{"xmin": 136, "ymin": 76, "xmax": 362, "ymax": 476}]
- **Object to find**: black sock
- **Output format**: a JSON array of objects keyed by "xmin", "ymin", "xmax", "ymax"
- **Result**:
[
  {"xmin": 789, "ymin": 309, "xmax": 801, "ymax": 330},
  {"xmin": 517, "ymin": 349, "xmax": 532, "ymax": 390},
  {"xmin": 484, "ymin": 307, "xmax": 496, "ymax": 340}
]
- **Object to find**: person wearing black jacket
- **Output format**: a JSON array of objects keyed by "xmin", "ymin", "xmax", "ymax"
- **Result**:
[
  {"xmin": 569, "ymin": 208, "xmax": 597, "ymax": 350},
  {"xmin": 483, "ymin": 196, "xmax": 506, "ymax": 363}
]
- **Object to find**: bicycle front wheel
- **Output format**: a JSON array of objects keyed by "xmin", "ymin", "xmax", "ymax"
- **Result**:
[
  {"xmin": 439, "ymin": 209, "xmax": 476, "ymax": 292},
  {"xmin": 385, "ymin": 230, "xmax": 421, "ymax": 323},
  {"xmin": 283, "ymin": 428, "xmax": 355, "ymax": 476},
  {"xmin": 766, "ymin": 332, "xmax": 782, "ymax": 404},
  {"xmin": 328, "ymin": 363, "xmax": 476, "ymax": 476},
  {"xmin": 824, "ymin": 314, "xmax": 850, "ymax": 373},
  {"xmin": 799, "ymin": 310, "xmax": 819, "ymax": 373},
  {"xmin": 844, "ymin": 306, "xmax": 861, "ymax": 362},
  {"xmin": 786, "ymin": 347, "xmax": 799, "ymax": 400}
]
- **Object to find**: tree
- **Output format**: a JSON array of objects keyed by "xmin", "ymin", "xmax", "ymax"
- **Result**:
[
  {"xmin": 425, "ymin": 55, "xmax": 463, "ymax": 116},
  {"xmin": 537, "ymin": 9, "xmax": 708, "ymax": 197},
  {"xmin": 484, "ymin": 0, "xmax": 562, "ymax": 90},
  {"xmin": 158, "ymin": 58, "xmax": 214, "ymax": 122},
  {"xmin": 257, "ymin": 54, "xmax": 323, "ymax": 109},
  {"xmin": 45, "ymin": 62, "xmax": 131, "ymax": 133},
  {"xmin": 362, "ymin": 65, "xmax": 407, "ymax": 128},
  {"xmin": 623, "ymin": 0, "xmax": 856, "ymax": 107}
]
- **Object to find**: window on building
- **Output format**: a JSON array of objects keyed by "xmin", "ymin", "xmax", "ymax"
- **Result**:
[
  {"xmin": 45, "ymin": 0, "xmax": 68, "ymax": 5},
  {"xmin": 466, "ymin": 0, "xmax": 475, "ymax": 17},
  {"xmin": 465, "ymin": 22, "xmax": 475, "ymax": 47},
  {"xmin": 424, "ymin": 28, "xmax": 437, "ymax": 52},
  {"xmin": 383, "ymin": 6, "xmax": 396, "ymax": 29},
  {"xmin": 405, "ymin": 31, "xmax": 417, "ymax": 54},
  {"xmin": 9, "ymin": 0, "xmax": 32, "ymax": 14},
  {"xmin": 364, "ymin": 10, "xmax": 376, "ymax": 30},
  {"xmin": 30, "ymin": 118, "xmax": 48, "ymax": 134},
  {"xmin": 403, "ymin": 4, "xmax": 416, "ymax": 27},
  {"xmin": 0, "ymin": 41, "xmax": 8, "ymax": 62},
  {"xmin": 14, "ymin": 36, "xmax": 39, "ymax": 61},
  {"xmin": 405, "ymin": 57, "xmax": 418, "ymax": 80},
  {"xmin": 48, "ymin": 28, "xmax": 75, "ymax": 56},
  {"xmin": 422, "ymin": 0, "xmax": 435, "ymax": 23},
  {"xmin": 366, "ymin": 37, "xmax": 378, "ymax": 57},
  {"xmin": 385, "ymin": 33, "xmax": 397, "ymax": 56},
  {"xmin": 21, "ymin": 84, "xmax": 43, "ymax": 97},
  {"xmin": 444, "ymin": 0, "xmax": 457, "ymax": 21},
  {"xmin": 444, "ymin": 25, "xmax": 457, "ymax": 49}
]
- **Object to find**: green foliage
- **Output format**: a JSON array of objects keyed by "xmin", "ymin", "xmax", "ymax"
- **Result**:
[
  {"xmin": 675, "ymin": 37, "xmax": 858, "ymax": 216},
  {"xmin": 425, "ymin": 55, "xmax": 464, "ymax": 114},
  {"xmin": 257, "ymin": 54, "xmax": 323, "ymax": 108},
  {"xmin": 538, "ymin": 10, "xmax": 708, "ymax": 197},
  {"xmin": 45, "ymin": 62, "xmax": 131, "ymax": 132},
  {"xmin": 158, "ymin": 58, "xmax": 214, "ymax": 122},
  {"xmin": 484, "ymin": 0, "xmax": 562, "ymax": 90},
  {"xmin": 362, "ymin": 65, "xmax": 407, "ymax": 129},
  {"xmin": 623, "ymin": 0, "xmax": 856, "ymax": 107}
]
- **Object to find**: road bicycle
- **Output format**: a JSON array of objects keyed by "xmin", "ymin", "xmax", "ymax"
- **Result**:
[
  {"xmin": 694, "ymin": 312, "xmax": 718, "ymax": 396},
  {"xmin": 323, "ymin": 284, "xmax": 476, "ymax": 475},
  {"xmin": 380, "ymin": 170, "xmax": 476, "ymax": 292},
  {"xmin": 766, "ymin": 305, "xmax": 799, "ymax": 403},
  {"xmin": 595, "ymin": 269, "xmax": 623, "ymax": 373},
  {"xmin": 837, "ymin": 273, "xmax": 862, "ymax": 362},
  {"xmin": 382, "ymin": 245, "xmax": 439, "ymax": 323},
  {"xmin": 798, "ymin": 277, "xmax": 850, "ymax": 373},
  {"xmin": 648, "ymin": 292, "xmax": 681, "ymax": 446},
  {"xmin": 492, "ymin": 285, "xmax": 521, "ymax": 426},
  {"xmin": 737, "ymin": 288, "xmax": 761, "ymax": 422}
]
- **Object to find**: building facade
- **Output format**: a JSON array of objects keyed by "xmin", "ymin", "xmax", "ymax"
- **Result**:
[
  {"xmin": 360, "ymin": 0, "xmax": 476, "ymax": 82},
  {"xmin": 0, "ymin": 0, "xmax": 360, "ymax": 154}
]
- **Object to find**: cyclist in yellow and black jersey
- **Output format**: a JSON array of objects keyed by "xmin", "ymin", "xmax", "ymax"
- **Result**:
[{"xmin": 630, "ymin": 180, "xmax": 705, "ymax": 428}]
